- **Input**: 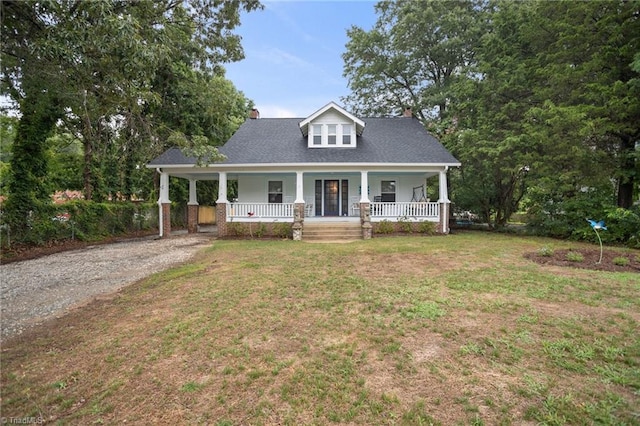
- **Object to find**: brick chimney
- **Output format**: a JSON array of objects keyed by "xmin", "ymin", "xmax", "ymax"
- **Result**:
[
  {"xmin": 403, "ymin": 106, "xmax": 412, "ymax": 118},
  {"xmin": 249, "ymin": 108, "xmax": 260, "ymax": 119}
]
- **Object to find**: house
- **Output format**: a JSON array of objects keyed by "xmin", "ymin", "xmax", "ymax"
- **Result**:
[{"xmin": 147, "ymin": 102, "xmax": 460, "ymax": 239}]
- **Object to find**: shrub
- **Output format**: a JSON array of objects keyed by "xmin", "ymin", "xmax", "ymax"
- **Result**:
[
  {"xmin": 227, "ymin": 222, "xmax": 247, "ymax": 237},
  {"xmin": 565, "ymin": 251, "xmax": 584, "ymax": 262},
  {"xmin": 0, "ymin": 200, "xmax": 156, "ymax": 248},
  {"xmin": 255, "ymin": 223, "xmax": 267, "ymax": 238},
  {"xmin": 418, "ymin": 221, "xmax": 436, "ymax": 235},
  {"xmin": 376, "ymin": 220, "xmax": 394, "ymax": 234},
  {"xmin": 397, "ymin": 217, "xmax": 413, "ymax": 233},
  {"xmin": 612, "ymin": 257, "xmax": 630, "ymax": 266},
  {"xmin": 538, "ymin": 246, "xmax": 554, "ymax": 257},
  {"xmin": 273, "ymin": 222, "xmax": 291, "ymax": 239}
]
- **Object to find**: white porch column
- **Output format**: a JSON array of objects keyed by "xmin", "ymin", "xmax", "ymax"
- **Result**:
[
  {"xmin": 188, "ymin": 178, "xmax": 198, "ymax": 206},
  {"xmin": 159, "ymin": 172, "xmax": 170, "ymax": 203},
  {"xmin": 158, "ymin": 171, "xmax": 171, "ymax": 238},
  {"xmin": 295, "ymin": 171, "xmax": 304, "ymax": 203},
  {"xmin": 438, "ymin": 168, "xmax": 451, "ymax": 234},
  {"xmin": 360, "ymin": 170, "xmax": 370, "ymax": 203},
  {"xmin": 438, "ymin": 169, "xmax": 449, "ymax": 203},
  {"xmin": 216, "ymin": 171, "xmax": 228, "ymax": 203}
]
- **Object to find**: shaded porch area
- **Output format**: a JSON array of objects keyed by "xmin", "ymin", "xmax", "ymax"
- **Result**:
[{"xmin": 154, "ymin": 167, "xmax": 452, "ymax": 240}]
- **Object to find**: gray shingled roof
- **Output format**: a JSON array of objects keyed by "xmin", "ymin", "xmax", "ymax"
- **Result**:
[{"xmin": 148, "ymin": 117, "xmax": 460, "ymax": 166}]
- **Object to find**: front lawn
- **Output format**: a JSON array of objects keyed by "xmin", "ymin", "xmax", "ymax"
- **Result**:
[{"xmin": 1, "ymin": 232, "xmax": 638, "ymax": 424}]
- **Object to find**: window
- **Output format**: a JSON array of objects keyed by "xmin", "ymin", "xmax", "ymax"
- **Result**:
[
  {"xmin": 381, "ymin": 180, "xmax": 396, "ymax": 202},
  {"xmin": 342, "ymin": 124, "xmax": 352, "ymax": 144},
  {"xmin": 268, "ymin": 181, "xmax": 283, "ymax": 203},
  {"xmin": 327, "ymin": 124, "xmax": 337, "ymax": 145},
  {"xmin": 312, "ymin": 125, "xmax": 322, "ymax": 145},
  {"xmin": 308, "ymin": 123, "xmax": 357, "ymax": 148}
]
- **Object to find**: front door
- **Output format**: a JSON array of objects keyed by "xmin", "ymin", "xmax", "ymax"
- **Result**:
[{"xmin": 323, "ymin": 180, "xmax": 340, "ymax": 216}]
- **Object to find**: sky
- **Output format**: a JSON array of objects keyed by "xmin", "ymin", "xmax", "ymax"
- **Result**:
[{"xmin": 224, "ymin": 1, "xmax": 379, "ymax": 118}]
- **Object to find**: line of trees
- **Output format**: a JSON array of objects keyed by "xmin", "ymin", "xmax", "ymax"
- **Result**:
[
  {"xmin": 1, "ymin": 0, "xmax": 261, "ymax": 241},
  {"xmin": 343, "ymin": 0, "xmax": 640, "ymax": 244}
]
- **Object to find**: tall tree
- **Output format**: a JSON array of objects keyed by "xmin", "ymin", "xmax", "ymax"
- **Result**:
[
  {"xmin": 530, "ymin": 0, "xmax": 640, "ymax": 209},
  {"xmin": 342, "ymin": 0, "xmax": 483, "ymax": 125},
  {"xmin": 1, "ymin": 0, "xmax": 261, "ymax": 210}
]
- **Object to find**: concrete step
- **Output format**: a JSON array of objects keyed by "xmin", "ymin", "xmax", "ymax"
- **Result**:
[{"xmin": 303, "ymin": 222, "xmax": 362, "ymax": 241}]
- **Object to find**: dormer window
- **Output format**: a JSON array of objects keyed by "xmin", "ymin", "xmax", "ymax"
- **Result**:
[
  {"xmin": 312, "ymin": 125, "xmax": 322, "ymax": 145},
  {"xmin": 299, "ymin": 101, "xmax": 365, "ymax": 148},
  {"xmin": 306, "ymin": 123, "xmax": 355, "ymax": 148},
  {"xmin": 328, "ymin": 125, "xmax": 337, "ymax": 145},
  {"xmin": 342, "ymin": 124, "xmax": 352, "ymax": 145}
]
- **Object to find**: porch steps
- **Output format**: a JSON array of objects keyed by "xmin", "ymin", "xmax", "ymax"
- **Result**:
[{"xmin": 303, "ymin": 221, "xmax": 362, "ymax": 242}]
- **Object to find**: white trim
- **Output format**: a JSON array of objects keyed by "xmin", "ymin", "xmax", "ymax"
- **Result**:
[
  {"xmin": 148, "ymin": 162, "xmax": 460, "ymax": 172},
  {"xmin": 299, "ymin": 101, "xmax": 365, "ymax": 136}
]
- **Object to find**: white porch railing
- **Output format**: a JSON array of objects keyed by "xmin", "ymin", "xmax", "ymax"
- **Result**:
[
  {"xmin": 228, "ymin": 203, "xmax": 294, "ymax": 220},
  {"xmin": 370, "ymin": 201, "xmax": 440, "ymax": 221},
  {"xmin": 226, "ymin": 201, "xmax": 440, "ymax": 222}
]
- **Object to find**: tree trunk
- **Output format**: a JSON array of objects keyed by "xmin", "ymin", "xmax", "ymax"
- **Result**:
[
  {"xmin": 83, "ymin": 137, "xmax": 93, "ymax": 201},
  {"xmin": 616, "ymin": 134, "xmax": 636, "ymax": 209},
  {"xmin": 6, "ymin": 85, "xmax": 60, "ymax": 230}
]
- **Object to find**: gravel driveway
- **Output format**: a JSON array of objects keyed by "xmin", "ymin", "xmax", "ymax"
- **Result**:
[{"xmin": 0, "ymin": 234, "xmax": 214, "ymax": 341}]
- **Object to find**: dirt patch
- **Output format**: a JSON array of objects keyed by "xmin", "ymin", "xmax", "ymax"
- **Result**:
[{"xmin": 524, "ymin": 247, "xmax": 639, "ymax": 273}]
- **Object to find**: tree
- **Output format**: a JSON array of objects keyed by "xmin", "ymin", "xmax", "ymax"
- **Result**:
[
  {"xmin": 1, "ymin": 0, "xmax": 261, "ymax": 227},
  {"xmin": 529, "ymin": 0, "xmax": 640, "ymax": 209},
  {"xmin": 343, "ymin": 0, "xmax": 639, "ymax": 229},
  {"xmin": 342, "ymin": 0, "xmax": 483, "ymax": 125}
]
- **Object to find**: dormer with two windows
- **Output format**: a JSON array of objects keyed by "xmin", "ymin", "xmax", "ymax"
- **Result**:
[{"xmin": 298, "ymin": 102, "xmax": 365, "ymax": 148}]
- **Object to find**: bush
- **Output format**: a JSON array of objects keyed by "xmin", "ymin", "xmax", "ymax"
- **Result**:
[
  {"xmin": 525, "ymin": 187, "xmax": 640, "ymax": 247},
  {"xmin": 255, "ymin": 223, "xmax": 267, "ymax": 238},
  {"xmin": 565, "ymin": 251, "xmax": 584, "ymax": 262},
  {"xmin": 272, "ymin": 222, "xmax": 291, "ymax": 239},
  {"xmin": 376, "ymin": 220, "xmax": 395, "ymax": 234},
  {"xmin": 538, "ymin": 246, "xmax": 554, "ymax": 257},
  {"xmin": 227, "ymin": 222, "xmax": 247, "ymax": 237},
  {"xmin": 612, "ymin": 257, "xmax": 630, "ymax": 266},
  {"xmin": 0, "ymin": 200, "xmax": 156, "ymax": 248},
  {"xmin": 418, "ymin": 221, "xmax": 436, "ymax": 235},
  {"xmin": 397, "ymin": 217, "xmax": 413, "ymax": 233}
]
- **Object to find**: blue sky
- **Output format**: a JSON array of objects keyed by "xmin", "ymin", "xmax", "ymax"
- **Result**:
[{"xmin": 224, "ymin": 1, "xmax": 378, "ymax": 118}]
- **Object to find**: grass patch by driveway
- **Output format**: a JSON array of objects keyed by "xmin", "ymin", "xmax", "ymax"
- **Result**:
[{"xmin": 1, "ymin": 231, "xmax": 638, "ymax": 424}]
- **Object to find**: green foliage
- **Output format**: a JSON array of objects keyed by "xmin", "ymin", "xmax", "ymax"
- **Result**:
[
  {"xmin": 342, "ymin": 0, "xmax": 483, "ymax": 122},
  {"xmin": 345, "ymin": 0, "xmax": 639, "ymax": 233},
  {"xmin": 272, "ymin": 222, "xmax": 292, "ymax": 239},
  {"xmin": 397, "ymin": 217, "xmax": 413, "ymax": 233},
  {"xmin": 537, "ymin": 246, "xmax": 554, "ymax": 257},
  {"xmin": 227, "ymin": 222, "xmax": 247, "ymax": 237},
  {"xmin": 565, "ymin": 251, "xmax": 584, "ymax": 263},
  {"xmin": 376, "ymin": 220, "xmax": 395, "ymax": 234},
  {"xmin": 255, "ymin": 223, "xmax": 267, "ymax": 238},
  {"xmin": 2, "ymin": 0, "xmax": 260, "ymax": 205},
  {"xmin": 417, "ymin": 221, "xmax": 436, "ymax": 235},
  {"xmin": 612, "ymin": 257, "xmax": 630, "ymax": 267},
  {"xmin": 0, "ymin": 200, "xmax": 155, "ymax": 248},
  {"xmin": 602, "ymin": 207, "xmax": 640, "ymax": 248}
]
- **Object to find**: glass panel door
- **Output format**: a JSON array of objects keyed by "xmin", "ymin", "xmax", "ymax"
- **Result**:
[{"xmin": 324, "ymin": 180, "xmax": 339, "ymax": 216}]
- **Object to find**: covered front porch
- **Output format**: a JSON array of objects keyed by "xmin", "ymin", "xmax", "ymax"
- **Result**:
[{"xmin": 154, "ymin": 167, "xmax": 452, "ymax": 240}]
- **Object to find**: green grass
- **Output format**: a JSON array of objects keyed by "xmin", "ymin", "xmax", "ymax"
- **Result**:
[{"xmin": 1, "ymin": 231, "xmax": 638, "ymax": 424}]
